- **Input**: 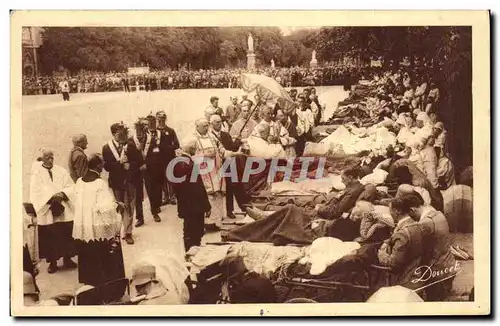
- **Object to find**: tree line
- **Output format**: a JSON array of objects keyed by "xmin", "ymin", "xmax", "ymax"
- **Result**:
[
  {"xmin": 37, "ymin": 25, "xmax": 472, "ymax": 173},
  {"xmin": 38, "ymin": 27, "xmax": 316, "ymax": 74}
]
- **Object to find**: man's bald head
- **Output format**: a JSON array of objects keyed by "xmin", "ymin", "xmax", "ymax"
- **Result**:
[
  {"xmin": 72, "ymin": 134, "xmax": 88, "ymax": 150},
  {"xmin": 195, "ymin": 118, "xmax": 210, "ymax": 135},
  {"xmin": 210, "ymin": 114, "xmax": 223, "ymax": 132},
  {"xmin": 260, "ymin": 105, "xmax": 274, "ymax": 122},
  {"xmin": 40, "ymin": 148, "xmax": 55, "ymax": 169},
  {"xmin": 255, "ymin": 122, "xmax": 270, "ymax": 140}
]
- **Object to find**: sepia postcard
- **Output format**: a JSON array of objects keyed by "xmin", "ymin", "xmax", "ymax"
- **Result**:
[{"xmin": 10, "ymin": 10, "xmax": 490, "ymax": 316}]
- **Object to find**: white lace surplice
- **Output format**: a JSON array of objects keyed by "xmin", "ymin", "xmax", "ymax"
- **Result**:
[
  {"xmin": 29, "ymin": 162, "xmax": 75, "ymax": 226},
  {"xmin": 70, "ymin": 178, "xmax": 121, "ymax": 242}
]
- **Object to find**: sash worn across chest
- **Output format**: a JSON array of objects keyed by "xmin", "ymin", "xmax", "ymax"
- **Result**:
[{"xmin": 108, "ymin": 140, "xmax": 128, "ymax": 162}]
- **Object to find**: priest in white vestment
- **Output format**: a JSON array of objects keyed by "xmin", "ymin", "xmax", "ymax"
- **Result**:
[{"xmin": 29, "ymin": 148, "xmax": 76, "ymax": 274}]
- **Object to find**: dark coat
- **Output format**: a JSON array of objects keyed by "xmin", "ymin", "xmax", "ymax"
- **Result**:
[
  {"xmin": 211, "ymin": 130, "xmax": 241, "ymax": 152},
  {"xmin": 102, "ymin": 139, "xmax": 144, "ymax": 190},
  {"xmin": 172, "ymin": 154, "xmax": 211, "ymax": 218},
  {"xmin": 68, "ymin": 147, "xmax": 88, "ymax": 183},
  {"xmin": 317, "ymin": 181, "xmax": 366, "ymax": 220},
  {"xmin": 144, "ymin": 131, "xmax": 167, "ymax": 168},
  {"xmin": 157, "ymin": 126, "xmax": 180, "ymax": 164}
]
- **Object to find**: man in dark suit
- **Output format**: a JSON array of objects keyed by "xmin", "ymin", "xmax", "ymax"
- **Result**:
[
  {"xmin": 209, "ymin": 115, "xmax": 250, "ymax": 219},
  {"xmin": 156, "ymin": 111, "xmax": 180, "ymax": 205},
  {"xmin": 68, "ymin": 134, "xmax": 88, "ymax": 183},
  {"xmin": 131, "ymin": 118, "xmax": 148, "ymax": 227},
  {"xmin": 143, "ymin": 115, "xmax": 166, "ymax": 223},
  {"xmin": 171, "ymin": 140, "xmax": 211, "ymax": 251},
  {"xmin": 102, "ymin": 123, "xmax": 145, "ymax": 245},
  {"xmin": 316, "ymin": 167, "xmax": 366, "ymax": 220}
]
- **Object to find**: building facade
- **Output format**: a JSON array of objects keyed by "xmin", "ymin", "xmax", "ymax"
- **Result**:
[{"xmin": 22, "ymin": 27, "xmax": 43, "ymax": 78}]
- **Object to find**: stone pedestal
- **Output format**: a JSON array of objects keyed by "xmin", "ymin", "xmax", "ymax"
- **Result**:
[
  {"xmin": 247, "ymin": 52, "xmax": 256, "ymax": 70},
  {"xmin": 310, "ymin": 59, "xmax": 318, "ymax": 68}
]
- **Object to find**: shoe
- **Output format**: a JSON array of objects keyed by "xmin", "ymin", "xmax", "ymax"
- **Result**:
[
  {"xmin": 135, "ymin": 219, "xmax": 144, "ymax": 227},
  {"xmin": 226, "ymin": 213, "xmax": 237, "ymax": 219},
  {"xmin": 63, "ymin": 258, "xmax": 77, "ymax": 269},
  {"xmin": 124, "ymin": 235, "xmax": 135, "ymax": 245},
  {"xmin": 153, "ymin": 214, "xmax": 161, "ymax": 222},
  {"xmin": 47, "ymin": 262, "xmax": 58, "ymax": 274},
  {"xmin": 169, "ymin": 198, "xmax": 177, "ymax": 205}
]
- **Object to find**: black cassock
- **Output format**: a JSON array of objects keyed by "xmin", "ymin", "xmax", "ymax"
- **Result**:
[{"xmin": 171, "ymin": 154, "xmax": 211, "ymax": 250}]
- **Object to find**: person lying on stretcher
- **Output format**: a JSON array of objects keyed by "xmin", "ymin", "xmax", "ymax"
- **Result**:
[{"xmin": 227, "ymin": 167, "xmax": 389, "ymax": 245}]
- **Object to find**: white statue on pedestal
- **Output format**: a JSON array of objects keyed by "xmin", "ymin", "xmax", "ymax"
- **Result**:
[
  {"xmin": 310, "ymin": 50, "xmax": 318, "ymax": 67},
  {"xmin": 271, "ymin": 59, "xmax": 275, "ymax": 68},
  {"xmin": 247, "ymin": 33, "xmax": 254, "ymax": 53}
]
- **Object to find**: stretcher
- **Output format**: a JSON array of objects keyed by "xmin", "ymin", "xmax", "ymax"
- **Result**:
[{"xmin": 184, "ymin": 242, "xmax": 399, "ymax": 304}]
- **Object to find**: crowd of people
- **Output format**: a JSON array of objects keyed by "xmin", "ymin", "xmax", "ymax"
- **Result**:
[
  {"xmin": 23, "ymin": 62, "xmax": 473, "ymax": 305},
  {"xmin": 22, "ymin": 65, "xmax": 362, "ymax": 96}
]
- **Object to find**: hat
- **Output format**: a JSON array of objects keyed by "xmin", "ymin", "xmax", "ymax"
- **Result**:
[
  {"xmin": 131, "ymin": 263, "xmax": 157, "ymax": 287},
  {"xmin": 110, "ymin": 122, "xmax": 125, "ymax": 135},
  {"xmin": 156, "ymin": 111, "xmax": 167, "ymax": 119},
  {"xmin": 23, "ymin": 272, "xmax": 38, "ymax": 295}
]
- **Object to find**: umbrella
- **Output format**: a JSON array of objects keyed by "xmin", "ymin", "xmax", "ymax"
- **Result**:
[{"xmin": 240, "ymin": 73, "xmax": 297, "ymax": 113}]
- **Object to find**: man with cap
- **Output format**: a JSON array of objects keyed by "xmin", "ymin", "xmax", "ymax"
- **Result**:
[
  {"xmin": 156, "ymin": 110, "xmax": 180, "ymax": 206},
  {"xmin": 102, "ymin": 122, "xmax": 145, "ymax": 245},
  {"xmin": 143, "ymin": 114, "xmax": 165, "ymax": 223},
  {"xmin": 30, "ymin": 148, "xmax": 77, "ymax": 274},
  {"xmin": 68, "ymin": 134, "xmax": 89, "ymax": 183}
]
